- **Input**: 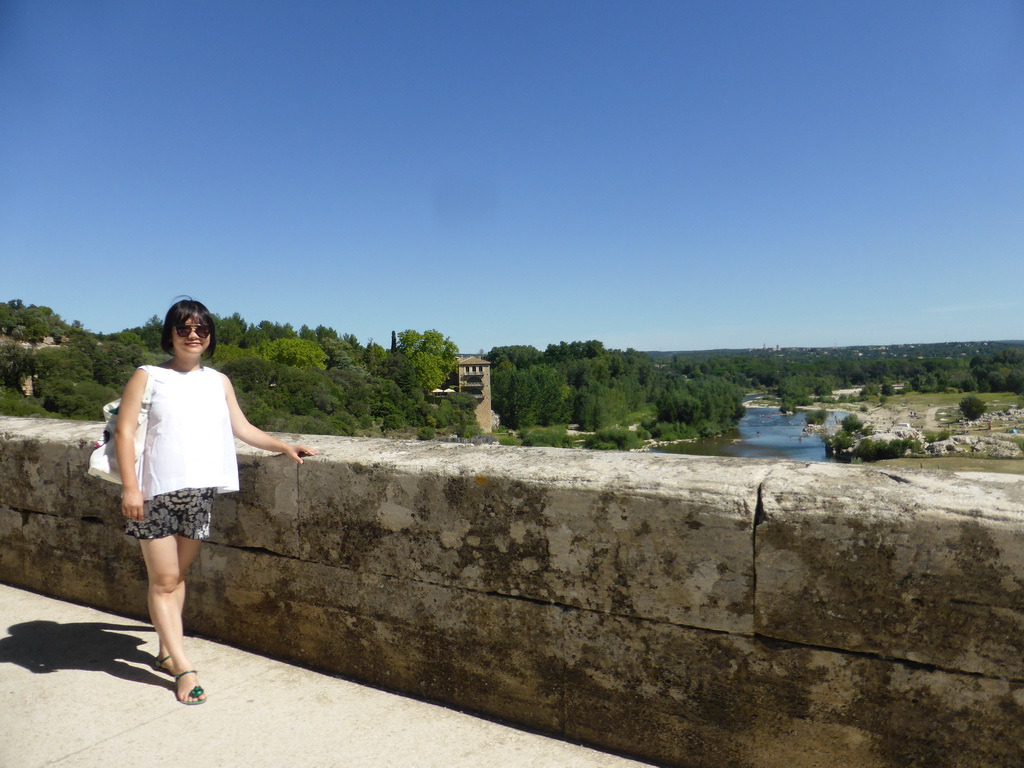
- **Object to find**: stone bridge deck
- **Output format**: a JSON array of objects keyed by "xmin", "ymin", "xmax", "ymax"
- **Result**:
[{"xmin": 1, "ymin": 583, "xmax": 648, "ymax": 768}]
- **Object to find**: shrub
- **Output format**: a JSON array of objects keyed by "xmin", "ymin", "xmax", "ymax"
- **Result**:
[
  {"xmin": 41, "ymin": 379, "xmax": 120, "ymax": 420},
  {"xmin": 850, "ymin": 438, "xmax": 922, "ymax": 462},
  {"xmin": 804, "ymin": 408, "xmax": 828, "ymax": 425},
  {"xmin": 520, "ymin": 426, "xmax": 574, "ymax": 448},
  {"xmin": 959, "ymin": 395, "xmax": 987, "ymax": 421},
  {"xmin": 0, "ymin": 390, "xmax": 52, "ymax": 418},
  {"xmin": 583, "ymin": 427, "xmax": 642, "ymax": 451},
  {"xmin": 824, "ymin": 431, "xmax": 854, "ymax": 455},
  {"xmin": 649, "ymin": 421, "xmax": 699, "ymax": 441},
  {"xmin": 841, "ymin": 414, "xmax": 865, "ymax": 433}
]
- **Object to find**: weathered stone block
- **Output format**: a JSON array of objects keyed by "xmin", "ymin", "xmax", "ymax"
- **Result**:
[
  {"xmin": 352, "ymin": 571, "xmax": 565, "ymax": 731},
  {"xmin": 0, "ymin": 507, "xmax": 148, "ymax": 617},
  {"xmin": 208, "ymin": 443, "xmax": 304, "ymax": 553},
  {"xmin": 186, "ymin": 541, "xmax": 363, "ymax": 661},
  {"xmin": 295, "ymin": 439, "xmax": 763, "ymax": 633},
  {"xmin": 0, "ymin": 416, "xmax": 168, "ymax": 526},
  {"xmin": 187, "ymin": 542, "xmax": 565, "ymax": 732},
  {"xmin": 68, "ymin": 432, "xmax": 126, "ymax": 522},
  {"xmin": 756, "ymin": 463, "xmax": 1024, "ymax": 677},
  {"xmin": 563, "ymin": 609, "xmax": 1024, "ymax": 768},
  {"xmin": 0, "ymin": 417, "xmax": 94, "ymax": 516}
]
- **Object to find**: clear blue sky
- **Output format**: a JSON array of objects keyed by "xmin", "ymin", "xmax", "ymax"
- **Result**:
[{"xmin": 3, "ymin": 1, "xmax": 1022, "ymax": 353}]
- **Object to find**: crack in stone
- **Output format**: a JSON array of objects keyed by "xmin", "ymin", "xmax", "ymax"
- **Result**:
[
  {"xmin": 752, "ymin": 481, "xmax": 766, "ymax": 632},
  {"xmin": 753, "ymin": 632, "xmax": 1024, "ymax": 684}
]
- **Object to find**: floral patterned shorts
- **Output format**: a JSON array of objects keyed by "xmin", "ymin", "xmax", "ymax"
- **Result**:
[{"xmin": 125, "ymin": 487, "xmax": 215, "ymax": 540}]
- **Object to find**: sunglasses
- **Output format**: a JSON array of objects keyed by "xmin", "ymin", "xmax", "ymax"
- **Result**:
[{"xmin": 175, "ymin": 323, "xmax": 211, "ymax": 339}]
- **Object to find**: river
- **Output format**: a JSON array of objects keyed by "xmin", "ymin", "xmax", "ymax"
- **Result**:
[{"xmin": 655, "ymin": 401, "xmax": 847, "ymax": 462}]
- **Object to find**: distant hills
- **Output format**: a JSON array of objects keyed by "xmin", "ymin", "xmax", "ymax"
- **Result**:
[{"xmin": 645, "ymin": 341, "xmax": 1024, "ymax": 362}]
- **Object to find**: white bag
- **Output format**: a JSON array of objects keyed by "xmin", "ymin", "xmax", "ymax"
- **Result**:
[{"xmin": 87, "ymin": 373, "xmax": 154, "ymax": 484}]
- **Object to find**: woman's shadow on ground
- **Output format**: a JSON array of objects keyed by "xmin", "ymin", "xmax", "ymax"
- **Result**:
[{"xmin": 0, "ymin": 620, "xmax": 170, "ymax": 689}]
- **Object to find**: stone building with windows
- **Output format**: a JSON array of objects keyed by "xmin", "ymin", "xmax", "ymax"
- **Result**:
[{"xmin": 456, "ymin": 356, "xmax": 492, "ymax": 432}]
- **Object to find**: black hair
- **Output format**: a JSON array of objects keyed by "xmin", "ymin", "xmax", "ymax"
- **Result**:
[{"xmin": 160, "ymin": 298, "xmax": 217, "ymax": 358}]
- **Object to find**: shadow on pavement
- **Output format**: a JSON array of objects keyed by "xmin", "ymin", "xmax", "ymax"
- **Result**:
[{"xmin": 0, "ymin": 619, "xmax": 169, "ymax": 689}]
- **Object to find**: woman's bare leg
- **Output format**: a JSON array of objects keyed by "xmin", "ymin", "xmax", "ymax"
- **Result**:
[
  {"xmin": 139, "ymin": 535, "xmax": 205, "ymax": 702},
  {"xmin": 156, "ymin": 579, "xmax": 185, "ymax": 664},
  {"xmin": 154, "ymin": 537, "xmax": 198, "ymax": 661}
]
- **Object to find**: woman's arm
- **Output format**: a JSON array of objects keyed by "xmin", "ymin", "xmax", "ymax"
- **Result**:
[
  {"xmin": 221, "ymin": 373, "xmax": 318, "ymax": 463},
  {"xmin": 114, "ymin": 367, "xmax": 150, "ymax": 520}
]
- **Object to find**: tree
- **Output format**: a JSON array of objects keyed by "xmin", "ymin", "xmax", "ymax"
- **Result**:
[
  {"xmin": 491, "ymin": 366, "xmax": 534, "ymax": 429},
  {"xmin": 379, "ymin": 350, "xmax": 422, "ymax": 398},
  {"xmin": 32, "ymin": 346, "xmax": 93, "ymax": 395},
  {"xmin": 0, "ymin": 301, "xmax": 67, "ymax": 342},
  {"xmin": 396, "ymin": 329, "xmax": 458, "ymax": 392},
  {"xmin": 486, "ymin": 345, "xmax": 542, "ymax": 370},
  {"xmin": 40, "ymin": 379, "xmax": 119, "ymax": 419},
  {"xmin": 244, "ymin": 320, "xmax": 295, "ymax": 347},
  {"xmin": 215, "ymin": 313, "xmax": 248, "ymax": 346},
  {"xmin": 574, "ymin": 383, "xmax": 610, "ymax": 431},
  {"xmin": 253, "ymin": 338, "xmax": 327, "ymax": 370},
  {"xmin": 211, "ymin": 344, "xmax": 255, "ymax": 364},
  {"xmin": 959, "ymin": 395, "xmax": 986, "ymax": 421},
  {"xmin": 0, "ymin": 345, "xmax": 33, "ymax": 389},
  {"xmin": 88, "ymin": 338, "xmax": 148, "ymax": 387},
  {"xmin": 543, "ymin": 340, "xmax": 606, "ymax": 364},
  {"xmin": 363, "ymin": 341, "xmax": 387, "ymax": 373},
  {"xmin": 491, "ymin": 364, "xmax": 571, "ymax": 429},
  {"xmin": 319, "ymin": 336, "xmax": 359, "ymax": 370},
  {"xmin": 135, "ymin": 315, "xmax": 164, "ymax": 351},
  {"xmin": 531, "ymin": 364, "xmax": 572, "ymax": 425}
]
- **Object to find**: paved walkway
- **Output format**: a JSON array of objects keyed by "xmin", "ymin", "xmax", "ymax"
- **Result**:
[{"xmin": 0, "ymin": 584, "xmax": 650, "ymax": 768}]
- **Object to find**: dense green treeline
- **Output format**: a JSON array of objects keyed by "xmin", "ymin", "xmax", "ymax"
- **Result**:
[
  {"xmin": 0, "ymin": 299, "xmax": 478, "ymax": 439},
  {"xmin": 486, "ymin": 341, "xmax": 746, "ymax": 442},
  {"xmin": 649, "ymin": 340, "xmax": 1024, "ymax": 363},
  {"xmin": 662, "ymin": 348, "xmax": 1024, "ymax": 412},
  {"xmin": 5, "ymin": 298, "xmax": 1024, "ymax": 451},
  {"xmin": 486, "ymin": 342, "xmax": 1024, "ymax": 443}
]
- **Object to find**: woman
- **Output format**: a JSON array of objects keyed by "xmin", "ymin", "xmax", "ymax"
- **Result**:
[{"xmin": 115, "ymin": 298, "xmax": 317, "ymax": 704}]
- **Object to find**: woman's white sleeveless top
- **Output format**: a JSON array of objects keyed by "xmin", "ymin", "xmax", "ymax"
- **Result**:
[{"xmin": 136, "ymin": 364, "xmax": 240, "ymax": 499}]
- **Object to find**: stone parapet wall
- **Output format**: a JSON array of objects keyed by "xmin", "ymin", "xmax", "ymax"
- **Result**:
[{"xmin": 1, "ymin": 415, "xmax": 1023, "ymax": 767}]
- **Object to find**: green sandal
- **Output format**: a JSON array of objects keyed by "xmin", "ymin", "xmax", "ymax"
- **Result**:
[
  {"xmin": 174, "ymin": 670, "xmax": 206, "ymax": 705},
  {"xmin": 153, "ymin": 655, "xmax": 171, "ymax": 673}
]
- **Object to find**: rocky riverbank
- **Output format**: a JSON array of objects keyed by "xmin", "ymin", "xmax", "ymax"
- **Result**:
[{"xmin": 816, "ymin": 395, "xmax": 1024, "ymax": 461}]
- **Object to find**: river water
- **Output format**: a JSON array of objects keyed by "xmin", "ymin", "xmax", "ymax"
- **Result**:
[{"xmin": 655, "ymin": 403, "xmax": 847, "ymax": 462}]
